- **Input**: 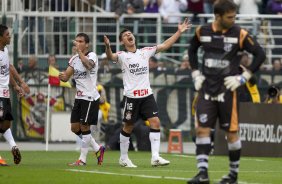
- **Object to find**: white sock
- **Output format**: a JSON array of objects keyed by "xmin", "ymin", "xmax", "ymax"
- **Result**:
[
  {"xmin": 120, "ymin": 133, "xmax": 130, "ymax": 160},
  {"xmin": 79, "ymin": 134, "xmax": 91, "ymax": 163},
  {"xmin": 149, "ymin": 132, "xmax": 160, "ymax": 160},
  {"xmin": 90, "ymin": 136, "xmax": 100, "ymax": 152},
  {"xmin": 3, "ymin": 128, "xmax": 16, "ymax": 149},
  {"xmin": 76, "ymin": 136, "xmax": 82, "ymax": 147}
]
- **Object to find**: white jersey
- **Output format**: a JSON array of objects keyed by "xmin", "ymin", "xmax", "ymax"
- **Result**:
[
  {"xmin": 117, "ymin": 46, "xmax": 156, "ymax": 98},
  {"xmin": 0, "ymin": 47, "xmax": 10, "ymax": 98},
  {"xmin": 69, "ymin": 52, "xmax": 100, "ymax": 101}
]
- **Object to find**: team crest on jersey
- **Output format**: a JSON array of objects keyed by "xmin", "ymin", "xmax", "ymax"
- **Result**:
[
  {"xmin": 125, "ymin": 111, "xmax": 132, "ymax": 120},
  {"xmin": 224, "ymin": 43, "xmax": 233, "ymax": 52},
  {"xmin": 199, "ymin": 114, "xmax": 208, "ymax": 123}
]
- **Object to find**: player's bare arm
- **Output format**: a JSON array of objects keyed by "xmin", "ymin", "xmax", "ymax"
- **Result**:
[
  {"xmin": 9, "ymin": 74, "xmax": 24, "ymax": 97},
  {"xmin": 59, "ymin": 66, "xmax": 74, "ymax": 82},
  {"xmin": 9, "ymin": 64, "xmax": 30, "ymax": 94},
  {"xmin": 156, "ymin": 18, "xmax": 191, "ymax": 53},
  {"xmin": 104, "ymin": 35, "xmax": 118, "ymax": 61}
]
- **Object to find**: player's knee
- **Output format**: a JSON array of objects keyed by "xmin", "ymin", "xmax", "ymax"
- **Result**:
[
  {"xmin": 196, "ymin": 127, "xmax": 210, "ymax": 137},
  {"xmin": 226, "ymin": 131, "xmax": 239, "ymax": 143},
  {"xmin": 71, "ymin": 124, "xmax": 80, "ymax": 134},
  {"xmin": 123, "ymin": 122, "xmax": 134, "ymax": 133},
  {"xmin": 0, "ymin": 121, "xmax": 11, "ymax": 132},
  {"xmin": 148, "ymin": 117, "xmax": 160, "ymax": 129}
]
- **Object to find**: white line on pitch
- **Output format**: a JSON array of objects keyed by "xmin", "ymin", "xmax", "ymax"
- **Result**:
[{"xmin": 66, "ymin": 169, "xmax": 189, "ymax": 181}]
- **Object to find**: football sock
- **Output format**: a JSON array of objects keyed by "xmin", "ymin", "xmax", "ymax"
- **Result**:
[
  {"xmin": 79, "ymin": 132, "xmax": 91, "ymax": 163},
  {"xmin": 195, "ymin": 137, "xmax": 211, "ymax": 172},
  {"xmin": 90, "ymin": 136, "xmax": 100, "ymax": 152},
  {"xmin": 120, "ymin": 130, "xmax": 130, "ymax": 160},
  {"xmin": 149, "ymin": 129, "xmax": 160, "ymax": 160},
  {"xmin": 3, "ymin": 128, "xmax": 17, "ymax": 149},
  {"xmin": 228, "ymin": 139, "xmax": 241, "ymax": 178}
]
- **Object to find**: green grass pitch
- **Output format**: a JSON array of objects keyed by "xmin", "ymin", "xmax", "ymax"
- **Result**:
[{"xmin": 0, "ymin": 150, "xmax": 281, "ymax": 184}]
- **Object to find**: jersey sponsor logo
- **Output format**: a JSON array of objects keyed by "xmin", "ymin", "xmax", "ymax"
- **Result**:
[
  {"xmin": 200, "ymin": 36, "xmax": 212, "ymax": 42},
  {"xmin": 129, "ymin": 63, "xmax": 148, "ymax": 76},
  {"xmin": 133, "ymin": 89, "xmax": 148, "ymax": 97},
  {"xmin": 74, "ymin": 70, "xmax": 87, "ymax": 79},
  {"xmin": 204, "ymin": 59, "xmax": 230, "ymax": 69},
  {"xmin": 224, "ymin": 37, "xmax": 238, "ymax": 44}
]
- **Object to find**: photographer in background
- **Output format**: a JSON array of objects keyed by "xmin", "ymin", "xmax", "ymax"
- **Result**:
[{"xmin": 264, "ymin": 85, "xmax": 282, "ymax": 104}]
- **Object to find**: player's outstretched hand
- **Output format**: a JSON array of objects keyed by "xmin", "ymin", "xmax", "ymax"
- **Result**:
[
  {"xmin": 104, "ymin": 35, "xmax": 110, "ymax": 47},
  {"xmin": 178, "ymin": 18, "xmax": 192, "ymax": 33}
]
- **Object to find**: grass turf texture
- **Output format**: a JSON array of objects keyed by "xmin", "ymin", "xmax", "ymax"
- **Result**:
[{"xmin": 0, "ymin": 151, "xmax": 281, "ymax": 184}]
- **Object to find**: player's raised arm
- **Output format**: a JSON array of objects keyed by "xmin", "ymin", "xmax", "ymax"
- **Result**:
[
  {"xmin": 156, "ymin": 18, "xmax": 191, "ymax": 53},
  {"xmin": 104, "ymin": 35, "xmax": 118, "ymax": 62}
]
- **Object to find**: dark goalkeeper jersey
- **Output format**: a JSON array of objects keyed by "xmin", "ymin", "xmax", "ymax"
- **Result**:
[{"xmin": 188, "ymin": 23, "xmax": 265, "ymax": 96}]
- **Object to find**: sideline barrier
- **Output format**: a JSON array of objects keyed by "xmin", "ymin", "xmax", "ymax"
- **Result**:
[{"xmin": 214, "ymin": 102, "xmax": 282, "ymax": 157}]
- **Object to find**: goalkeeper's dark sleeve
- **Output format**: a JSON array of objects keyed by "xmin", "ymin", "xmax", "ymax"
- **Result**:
[
  {"xmin": 242, "ymin": 34, "xmax": 266, "ymax": 73},
  {"xmin": 188, "ymin": 27, "xmax": 202, "ymax": 70}
]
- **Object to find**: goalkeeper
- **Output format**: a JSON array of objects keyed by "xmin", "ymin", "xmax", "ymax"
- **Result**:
[{"xmin": 187, "ymin": 0, "xmax": 266, "ymax": 183}]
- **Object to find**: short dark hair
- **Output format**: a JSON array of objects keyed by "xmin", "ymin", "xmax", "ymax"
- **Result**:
[
  {"xmin": 76, "ymin": 33, "xmax": 90, "ymax": 43},
  {"xmin": 0, "ymin": 24, "xmax": 8, "ymax": 37},
  {"xmin": 213, "ymin": 0, "xmax": 237, "ymax": 16},
  {"xmin": 119, "ymin": 29, "xmax": 131, "ymax": 42}
]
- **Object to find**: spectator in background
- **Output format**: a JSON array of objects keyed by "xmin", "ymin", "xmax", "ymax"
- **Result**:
[
  {"xmin": 47, "ymin": 54, "xmax": 59, "ymax": 69},
  {"xmin": 22, "ymin": 55, "xmax": 46, "ymax": 85},
  {"xmin": 144, "ymin": 0, "xmax": 162, "ymax": 43},
  {"xmin": 175, "ymin": 52, "xmax": 192, "ymax": 83},
  {"xmin": 267, "ymin": 0, "xmax": 282, "ymax": 14},
  {"xmin": 233, "ymin": 0, "xmax": 262, "ymax": 14},
  {"xmin": 51, "ymin": 0, "xmax": 72, "ymax": 55},
  {"xmin": 203, "ymin": 0, "xmax": 216, "ymax": 14},
  {"xmin": 159, "ymin": 0, "xmax": 187, "ymax": 60},
  {"xmin": 159, "ymin": 0, "xmax": 187, "ymax": 23},
  {"xmin": 16, "ymin": 58, "xmax": 24, "ymax": 74},
  {"xmin": 272, "ymin": 59, "xmax": 282, "ymax": 72},
  {"xmin": 112, "ymin": 0, "xmax": 144, "ymax": 18},
  {"xmin": 186, "ymin": 0, "xmax": 204, "ymax": 23}
]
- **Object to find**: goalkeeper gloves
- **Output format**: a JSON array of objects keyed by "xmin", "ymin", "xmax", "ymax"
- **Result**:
[
  {"xmin": 224, "ymin": 71, "xmax": 252, "ymax": 91},
  {"xmin": 192, "ymin": 70, "xmax": 205, "ymax": 91}
]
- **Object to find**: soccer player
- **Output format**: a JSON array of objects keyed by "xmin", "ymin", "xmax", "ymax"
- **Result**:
[
  {"xmin": 104, "ymin": 18, "xmax": 191, "ymax": 167},
  {"xmin": 187, "ymin": 0, "xmax": 266, "ymax": 183},
  {"xmin": 0, "ymin": 24, "xmax": 31, "ymax": 166},
  {"xmin": 59, "ymin": 33, "xmax": 105, "ymax": 166}
]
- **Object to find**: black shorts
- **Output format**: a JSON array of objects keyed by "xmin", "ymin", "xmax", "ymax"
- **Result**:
[
  {"xmin": 195, "ymin": 91, "xmax": 239, "ymax": 132},
  {"xmin": 71, "ymin": 98, "xmax": 99, "ymax": 125},
  {"xmin": 0, "ymin": 98, "xmax": 13, "ymax": 122},
  {"xmin": 122, "ymin": 94, "xmax": 158, "ymax": 124}
]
